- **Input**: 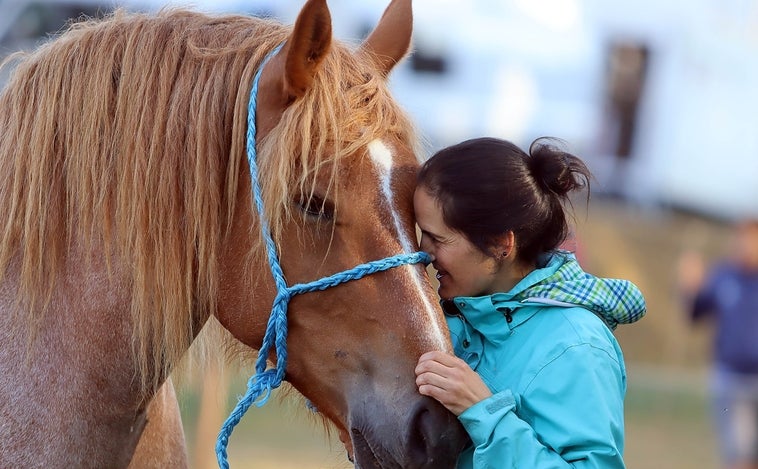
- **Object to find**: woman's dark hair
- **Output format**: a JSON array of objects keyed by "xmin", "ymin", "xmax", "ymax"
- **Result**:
[{"xmin": 417, "ymin": 137, "xmax": 592, "ymax": 265}]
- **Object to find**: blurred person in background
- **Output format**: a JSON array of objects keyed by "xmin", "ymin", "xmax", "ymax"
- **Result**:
[
  {"xmin": 679, "ymin": 219, "xmax": 758, "ymax": 469},
  {"xmin": 413, "ymin": 137, "xmax": 646, "ymax": 468}
]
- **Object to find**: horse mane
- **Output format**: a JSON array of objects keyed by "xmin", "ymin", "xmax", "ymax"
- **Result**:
[{"xmin": 0, "ymin": 8, "xmax": 416, "ymax": 393}]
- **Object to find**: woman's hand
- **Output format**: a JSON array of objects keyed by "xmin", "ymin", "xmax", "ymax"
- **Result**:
[{"xmin": 415, "ymin": 350, "xmax": 492, "ymax": 416}]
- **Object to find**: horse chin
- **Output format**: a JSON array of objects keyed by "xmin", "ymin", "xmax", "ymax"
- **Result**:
[{"xmin": 351, "ymin": 428, "xmax": 399, "ymax": 469}]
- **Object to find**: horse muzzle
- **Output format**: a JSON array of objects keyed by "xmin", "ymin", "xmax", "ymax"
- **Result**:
[{"xmin": 348, "ymin": 395, "xmax": 470, "ymax": 469}]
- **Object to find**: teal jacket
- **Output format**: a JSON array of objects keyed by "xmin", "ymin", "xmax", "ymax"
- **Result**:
[{"xmin": 447, "ymin": 251, "xmax": 646, "ymax": 469}]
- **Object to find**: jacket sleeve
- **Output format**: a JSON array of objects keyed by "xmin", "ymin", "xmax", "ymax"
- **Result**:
[{"xmin": 458, "ymin": 344, "xmax": 626, "ymax": 469}]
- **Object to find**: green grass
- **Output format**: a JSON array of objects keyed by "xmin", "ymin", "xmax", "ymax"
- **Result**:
[{"xmin": 624, "ymin": 366, "xmax": 717, "ymax": 469}]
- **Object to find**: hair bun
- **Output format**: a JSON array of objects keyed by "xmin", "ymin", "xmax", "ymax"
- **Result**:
[{"xmin": 527, "ymin": 138, "xmax": 589, "ymax": 197}]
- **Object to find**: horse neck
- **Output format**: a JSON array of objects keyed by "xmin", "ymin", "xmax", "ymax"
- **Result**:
[{"xmin": 0, "ymin": 241, "xmax": 205, "ymax": 467}]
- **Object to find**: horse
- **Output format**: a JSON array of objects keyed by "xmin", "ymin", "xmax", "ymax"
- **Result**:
[{"xmin": 0, "ymin": 0, "xmax": 469, "ymax": 467}]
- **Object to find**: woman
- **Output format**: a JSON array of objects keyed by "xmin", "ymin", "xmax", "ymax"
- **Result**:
[{"xmin": 413, "ymin": 137, "xmax": 646, "ymax": 468}]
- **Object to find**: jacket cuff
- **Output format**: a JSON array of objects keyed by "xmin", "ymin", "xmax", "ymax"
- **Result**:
[{"xmin": 458, "ymin": 389, "xmax": 517, "ymax": 445}]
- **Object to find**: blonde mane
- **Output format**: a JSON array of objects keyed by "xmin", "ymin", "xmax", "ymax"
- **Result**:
[{"xmin": 0, "ymin": 8, "xmax": 416, "ymax": 392}]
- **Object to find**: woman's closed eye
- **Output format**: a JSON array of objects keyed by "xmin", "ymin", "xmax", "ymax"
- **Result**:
[{"xmin": 429, "ymin": 233, "xmax": 450, "ymax": 245}]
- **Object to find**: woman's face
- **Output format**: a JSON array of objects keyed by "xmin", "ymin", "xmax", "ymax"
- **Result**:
[{"xmin": 414, "ymin": 187, "xmax": 501, "ymax": 299}]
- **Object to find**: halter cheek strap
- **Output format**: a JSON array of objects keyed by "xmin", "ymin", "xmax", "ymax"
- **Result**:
[{"xmin": 215, "ymin": 43, "xmax": 431, "ymax": 468}]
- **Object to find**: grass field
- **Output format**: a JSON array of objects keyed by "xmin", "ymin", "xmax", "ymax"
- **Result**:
[
  {"xmin": 624, "ymin": 365, "xmax": 716, "ymax": 469},
  {"xmin": 177, "ymin": 197, "xmax": 727, "ymax": 468}
]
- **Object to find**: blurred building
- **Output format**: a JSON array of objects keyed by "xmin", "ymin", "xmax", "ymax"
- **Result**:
[{"xmin": 385, "ymin": 0, "xmax": 758, "ymax": 222}]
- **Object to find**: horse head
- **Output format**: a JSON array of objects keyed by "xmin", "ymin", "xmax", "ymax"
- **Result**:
[{"xmin": 216, "ymin": 0, "xmax": 469, "ymax": 467}]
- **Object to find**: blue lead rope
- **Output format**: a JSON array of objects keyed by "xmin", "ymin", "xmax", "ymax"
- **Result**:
[{"xmin": 214, "ymin": 44, "xmax": 431, "ymax": 468}]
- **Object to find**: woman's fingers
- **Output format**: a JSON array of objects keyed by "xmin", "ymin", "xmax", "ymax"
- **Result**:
[
  {"xmin": 415, "ymin": 351, "xmax": 488, "ymax": 415},
  {"xmin": 417, "ymin": 350, "xmax": 460, "ymax": 367}
]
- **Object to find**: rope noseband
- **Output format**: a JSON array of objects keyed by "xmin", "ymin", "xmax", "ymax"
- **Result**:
[{"xmin": 215, "ymin": 43, "xmax": 431, "ymax": 468}]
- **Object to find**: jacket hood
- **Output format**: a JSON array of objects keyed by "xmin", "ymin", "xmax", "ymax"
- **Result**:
[
  {"xmin": 511, "ymin": 251, "xmax": 647, "ymax": 329},
  {"xmin": 489, "ymin": 251, "xmax": 646, "ymax": 330}
]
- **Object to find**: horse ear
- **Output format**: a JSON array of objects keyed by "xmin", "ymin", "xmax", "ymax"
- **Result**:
[
  {"xmin": 254, "ymin": 0, "xmax": 332, "ymax": 137},
  {"xmin": 283, "ymin": 0, "xmax": 332, "ymax": 98},
  {"xmin": 359, "ymin": 0, "xmax": 413, "ymax": 76}
]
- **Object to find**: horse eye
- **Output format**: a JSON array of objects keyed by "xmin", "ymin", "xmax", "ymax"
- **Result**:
[{"xmin": 295, "ymin": 195, "xmax": 334, "ymax": 221}]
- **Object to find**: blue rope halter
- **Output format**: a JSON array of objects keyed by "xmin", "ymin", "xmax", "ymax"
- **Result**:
[{"xmin": 214, "ymin": 44, "xmax": 432, "ymax": 468}]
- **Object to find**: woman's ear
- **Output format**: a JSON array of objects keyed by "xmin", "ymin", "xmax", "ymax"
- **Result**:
[{"xmin": 494, "ymin": 231, "xmax": 516, "ymax": 260}]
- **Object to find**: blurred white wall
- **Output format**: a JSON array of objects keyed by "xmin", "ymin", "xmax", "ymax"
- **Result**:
[{"xmin": 2, "ymin": 0, "xmax": 757, "ymax": 219}]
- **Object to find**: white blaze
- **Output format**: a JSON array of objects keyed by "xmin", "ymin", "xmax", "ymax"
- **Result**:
[{"xmin": 367, "ymin": 139, "xmax": 448, "ymax": 349}]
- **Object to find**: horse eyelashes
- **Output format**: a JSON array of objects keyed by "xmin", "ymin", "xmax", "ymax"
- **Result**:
[{"xmin": 296, "ymin": 194, "xmax": 335, "ymax": 221}]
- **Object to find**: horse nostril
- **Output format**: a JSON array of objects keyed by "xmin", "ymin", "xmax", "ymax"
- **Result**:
[
  {"xmin": 407, "ymin": 407, "xmax": 432, "ymax": 465},
  {"xmin": 406, "ymin": 398, "xmax": 467, "ymax": 468}
]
